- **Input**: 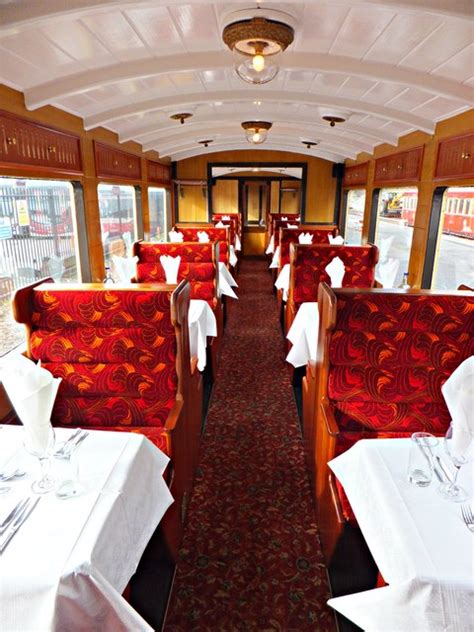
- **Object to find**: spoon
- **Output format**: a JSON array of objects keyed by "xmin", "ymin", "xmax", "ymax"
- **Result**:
[
  {"xmin": 0, "ymin": 486, "xmax": 11, "ymax": 495},
  {"xmin": 0, "ymin": 469, "xmax": 27, "ymax": 482}
]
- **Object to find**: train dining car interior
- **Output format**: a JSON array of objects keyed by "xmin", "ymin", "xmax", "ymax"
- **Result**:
[{"xmin": 0, "ymin": 1, "xmax": 473, "ymax": 631}]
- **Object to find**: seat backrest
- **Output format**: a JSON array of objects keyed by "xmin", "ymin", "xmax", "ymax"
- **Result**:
[
  {"xmin": 174, "ymin": 225, "xmax": 230, "ymax": 264},
  {"xmin": 279, "ymin": 225, "xmax": 339, "ymax": 267},
  {"xmin": 317, "ymin": 284, "xmax": 474, "ymax": 439},
  {"xmin": 271, "ymin": 218, "xmax": 301, "ymax": 248},
  {"xmin": 12, "ymin": 280, "xmax": 191, "ymax": 430},
  {"xmin": 289, "ymin": 244, "xmax": 378, "ymax": 310},
  {"xmin": 212, "ymin": 213, "xmax": 241, "ymax": 237},
  {"xmin": 133, "ymin": 241, "xmax": 218, "ymax": 305}
]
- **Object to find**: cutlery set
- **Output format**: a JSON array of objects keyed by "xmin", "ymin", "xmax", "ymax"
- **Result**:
[
  {"xmin": 54, "ymin": 429, "xmax": 89, "ymax": 458},
  {"xmin": 0, "ymin": 496, "xmax": 41, "ymax": 553}
]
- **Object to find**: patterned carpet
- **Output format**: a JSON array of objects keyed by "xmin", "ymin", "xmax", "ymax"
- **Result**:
[{"xmin": 164, "ymin": 258, "xmax": 335, "ymax": 631}]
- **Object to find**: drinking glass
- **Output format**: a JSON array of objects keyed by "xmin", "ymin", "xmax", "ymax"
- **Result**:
[
  {"xmin": 54, "ymin": 451, "xmax": 83, "ymax": 499},
  {"xmin": 438, "ymin": 423, "xmax": 473, "ymax": 502},
  {"xmin": 408, "ymin": 432, "xmax": 438, "ymax": 487},
  {"xmin": 23, "ymin": 423, "xmax": 56, "ymax": 494}
]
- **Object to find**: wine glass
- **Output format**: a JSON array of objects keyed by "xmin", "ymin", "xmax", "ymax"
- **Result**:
[
  {"xmin": 23, "ymin": 423, "xmax": 56, "ymax": 494},
  {"xmin": 438, "ymin": 423, "xmax": 473, "ymax": 502}
]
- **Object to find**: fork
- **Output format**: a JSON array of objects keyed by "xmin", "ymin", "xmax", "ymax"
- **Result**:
[{"xmin": 460, "ymin": 504, "xmax": 474, "ymax": 532}]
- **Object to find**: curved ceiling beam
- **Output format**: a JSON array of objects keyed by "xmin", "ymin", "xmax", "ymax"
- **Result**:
[
  {"xmin": 1, "ymin": 0, "xmax": 471, "ymax": 37},
  {"xmin": 24, "ymin": 51, "xmax": 473, "ymax": 109},
  {"xmin": 142, "ymin": 125, "xmax": 365, "ymax": 157},
  {"xmin": 118, "ymin": 111, "xmax": 396, "ymax": 146},
  {"xmin": 168, "ymin": 141, "xmax": 345, "ymax": 163},
  {"xmin": 83, "ymin": 89, "xmax": 435, "ymax": 134}
]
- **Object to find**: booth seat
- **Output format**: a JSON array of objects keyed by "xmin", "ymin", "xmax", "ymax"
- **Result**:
[
  {"xmin": 174, "ymin": 224, "xmax": 231, "ymax": 266},
  {"xmin": 212, "ymin": 213, "xmax": 241, "ymax": 238},
  {"xmin": 310, "ymin": 283, "xmax": 474, "ymax": 561},
  {"xmin": 266, "ymin": 214, "xmax": 301, "ymax": 250},
  {"xmin": 12, "ymin": 279, "xmax": 203, "ymax": 559},
  {"xmin": 278, "ymin": 225, "xmax": 339, "ymax": 270},
  {"xmin": 133, "ymin": 240, "xmax": 223, "ymax": 376}
]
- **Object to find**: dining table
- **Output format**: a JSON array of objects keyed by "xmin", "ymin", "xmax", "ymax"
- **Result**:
[
  {"xmin": 285, "ymin": 302, "xmax": 319, "ymax": 368},
  {"xmin": 0, "ymin": 425, "xmax": 173, "ymax": 631},
  {"xmin": 188, "ymin": 299, "xmax": 218, "ymax": 371},
  {"xmin": 328, "ymin": 438, "xmax": 474, "ymax": 632}
]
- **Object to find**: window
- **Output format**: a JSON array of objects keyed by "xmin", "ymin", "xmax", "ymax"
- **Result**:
[
  {"xmin": 344, "ymin": 189, "xmax": 365, "ymax": 244},
  {"xmin": 372, "ymin": 187, "xmax": 418, "ymax": 287},
  {"xmin": 98, "ymin": 184, "xmax": 137, "ymax": 280},
  {"xmin": 148, "ymin": 187, "xmax": 168, "ymax": 242},
  {"xmin": 0, "ymin": 178, "xmax": 81, "ymax": 357},
  {"xmin": 431, "ymin": 187, "xmax": 474, "ymax": 289}
]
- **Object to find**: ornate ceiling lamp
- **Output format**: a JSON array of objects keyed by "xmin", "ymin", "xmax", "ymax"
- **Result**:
[
  {"xmin": 170, "ymin": 112, "xmax": 193, "ymax": 124},
  {"xmin": 302, "ymin": 140, "xmax": 318, "ymax": 149},
  {"xmin": 198, "ymin": 139, "xmax": 213, "ymax": 148},
  {"xmin": 223, "ymin": 16, "xmax": 294, "ymax": 84},
  {"xmin": 320, "ymin": 109, "xmax": 351, "ymax": 128},
  {"xmin": 241, "ymin": 121, "xmax": 272, "ymax": 144}
]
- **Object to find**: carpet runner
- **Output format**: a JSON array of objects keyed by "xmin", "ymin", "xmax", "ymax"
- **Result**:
[{"xmin": 164, "ymin": 259, "xmax": 335, "ymax": 631}]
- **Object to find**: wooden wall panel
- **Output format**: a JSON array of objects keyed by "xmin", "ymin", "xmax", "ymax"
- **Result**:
[
  {"xmin": 343, "ymin": 161, "xmax": 368, "ymax": 187},
  {"xmin": 374, "ymin": 146, "xmax": 424, "ymax": 184},
  {"xmin": 434, "ymin": 132, "xmax": 474, "ymax": 180},
  {"xmin": 94, "ymin": 141, "xmax": 141, "ymax": 180},
  {"xmin": 148, "ymin": 160, "xmax": 171, "ymax": 185},
  {"xmin": 212, "ymin": 179, "xmax": 238, "ymax": 214}
]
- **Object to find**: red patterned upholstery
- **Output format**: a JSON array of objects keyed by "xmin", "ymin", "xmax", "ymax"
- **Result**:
[
  {"xmin": 211, "ymin": 216, "xmax": 238, "ymax": 245},
  {"xmin": 175, "ymin": 227, "xmax": 230, "ymax": 264},
  {"xmin": 26, "ymin": 286, "xmax": 183, "ymax": 454},
  {"xmin": 289, "ymin": 244, "xmax": 378, "ymax": 312},
  {"xmin": 133, "ymin": 242, "xmax": 218, "ymax": 307},
  {"xmin": 272, "ymin": 219, "xmax": 301, "ymax": 250},
  {"xmin": 212, "ymin": 213, "xmax": 241, "ymax": 238},
  {"xmin": 319, "ymin": 287, "xmax": 474, "ymax": 521},
  {"xmin": 280, "ymin": 227, "xmax": 339, "ymax": 267}
]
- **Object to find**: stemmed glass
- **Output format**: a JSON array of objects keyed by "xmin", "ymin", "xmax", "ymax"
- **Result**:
[
  {"xmin": 438, "ymin": 423, "xmax": 473, "ymax": 502},
  {"xmin": 23, "ymin": 423, "xmax": 56, "ymax": 494}
]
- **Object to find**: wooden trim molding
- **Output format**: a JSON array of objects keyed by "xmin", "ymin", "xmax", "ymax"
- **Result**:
[
  {"xmin": 94, "ymin": 141, "xmax": 141, "ymax": 180},
  {"xmin": 147, "ymin": 159, "xmax": 171, "ymax": 186},
  {"xmin": 374, "ymin": 146, "xmax": 424, "ymax": 184},
  {"xmin": 434, "ymin": 132, "xmax": 474, "ymax": 181},
  {"xmin": 342, "ymin": 161, "xmax": 369, "ymax": 187}
]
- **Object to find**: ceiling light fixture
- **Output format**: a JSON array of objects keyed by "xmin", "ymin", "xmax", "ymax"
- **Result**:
[
  {"xmin": 241, "ymin": 121, "xmax": 272, "ymax": 144},
  {"xmin": 170, "ymin": 112, "xmax": 193, "ymax": 124},
  {"xmin": 302, "ymin": 141, "xmax": 318, "ymax": 149},
  {"xmin": 223, "ymin": 16, "xmax": 294, "ymax": 85},
  {"xmin": 198, "ymin": 139, "xmax": 213, "ymax": 148}
]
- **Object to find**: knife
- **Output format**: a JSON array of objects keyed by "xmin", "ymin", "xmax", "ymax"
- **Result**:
[
  {"xmin": 0, "ymin": 497, "xmax": 40, "ymax": 554},
  {"xmin": 54, "ymin": 428, "xmax": 83, "ymax": 456},
  {"xmin": 0, "ymin": 497, "xmax": 30, "ymax": 535},
  {"xmin": 414, "ymin": 437, "xmax": 444, "ymax": 483}
]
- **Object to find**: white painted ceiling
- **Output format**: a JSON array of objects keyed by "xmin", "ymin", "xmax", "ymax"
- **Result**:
[{"xmin": 0, "ymin": 0, "xmax": 472, "ymax": 163}]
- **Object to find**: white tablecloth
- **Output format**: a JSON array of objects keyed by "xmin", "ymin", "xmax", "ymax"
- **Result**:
[
  {"xmin": 286, "ymin": 302, "xmax": 319, "ymax": 368},
  {"xmin": 328, "ymin": 438, "xmax": 474, "ymax": 632},
  {"xmin": 218, "ymin": 262, "xmax": 238, "ymax": 299},
  {"xmin": 269, "ymin": 246, "xmax": 280, "ymax": 268},
  {"xmin": 189, "ymin": 299, "xmax": 217, "ymax": 371},
  {"xmin": 0, "ymin": 425, "xmax": 173, "ymax": 632},
  {"xmin": 274, "ymin": 263, "xmax": 290, "ymax": 300},
  {"xmin": 265, "ymin": 235, "xmax": 275, "ymax": 255}
]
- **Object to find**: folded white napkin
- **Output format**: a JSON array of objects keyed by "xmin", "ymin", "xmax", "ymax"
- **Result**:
[
  {"xmin": 215, "ymin": 221, "xmax": 225, "ymax": 228},
  {"xmin": 275, "ymin": 264, "xmax": 290, "ymax": 301},
  {"xmin": 111, "ymin": 255, "xmax": 138, "ymax": 284},
  {"xmin": 442, "ymin": 355, "xmax": 474, "ymax": 456},
  {"xmin": 379, "ymin": 235, "xmax": 394, "ymax": 263},
  {"xmin": 235, "ymin": 234, "xmax": 242, "ymax": 251},
  {"xmin": 160, "ymin": 255, "xmax": 181, "ymax": 284},
  {"xmin": 229, "ymin": 245, "xmax": 238, "ymax": 267},
  {"xmin": 265, "ymin": 235, "xmax": 275, "ymax": 255},
  {"xmin": 280, "ymin": 216, "xmax": 288, "ymax": 221},
  {"xmin": 325, "ymin": 256, "xmax": 346, "ymax": 287},
  {"xmin": 298, "ymin": 232, "xmax": 313, "ymax": 244},
  {"xmin": 376, "ymin": 257, "xmax": 399, "ymax": 288},
  {"xmin": 1, "ymin": 355, "xmax": 61, "ymax": 452},
  {"xmin": 169, "ymin": 230, "xmax": 184, "ymax": 243},
  {"xmin": 197, "ymin": 230, "xmax": 210, "ymax": 243},
  {"xmin": 328, "ymin": 235, "xmax": 345, "ymax": 245},
  {"xmin": 269, "ymin": 246, "xmax": 280, "ymax": 269},
  {"xmin": 222, "ymin": 215, "xmax": 230, "ymax": 220},
  {"xmin": 287, "ymin": 224, "xmax": 298, "ymax": 229}
]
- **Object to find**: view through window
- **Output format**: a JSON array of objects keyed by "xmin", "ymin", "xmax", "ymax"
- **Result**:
[
  {"xmin": 374, "ymin": 187, "xmax": 418, "ymax": 287},
  {"xmin": 148, "ymin": 187, "xmax": 167, "ymax": 241},
  {"xmin": 344, "ymin": 189, "xmax": 365, "ymax": 244},
  {"xmin": 0, "ymin": 178, "xmax": 80, "ymax": 356},
  {"xmin": 431, "ymin": 187, "xmax": 474, "ymax": 289},
  {"xmin": 98, "ymin": 184, "xmax": 137, "ymax": 281}
]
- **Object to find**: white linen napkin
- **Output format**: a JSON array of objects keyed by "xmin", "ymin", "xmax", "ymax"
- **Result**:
[
  {"xmin": 197, "ymin": 231, "xmax": 210, "ymax": 243},
  {"xmin": 376, "ymin": 258, "xmax": 399, "ymax": 288},
  {"xmin": 442, "ymin": 355, "xmax": 474, "ymax": 455},
  {"xmin": 265, "ymin": 235, "xmax": 275, "ymax": 255},
  {"xmin": 229, "ymin": 245, "xmax": 238, "ymax": 267},
  {"xmin": 325, "ymin": 256, "xmax": 346, "ymax": 287},
  {"xmin": 222, "ymin": 215, "xmax": 230, "ymax": 220},
  {"xmin": 287, "ymin": 224, "xmax": 298, "ymax": 229},
  {"xmin": 274, "ymin": 264, "xmax": 290, "ymax": 301},
  {"xmin": 280, "ymin": 216, "xmax": 288, "ymax": 221},
  {"xmin": 169, "ymin": 230, "xmax": 184, "ymax": 243},
  {"xmin": 298, "ymin": 232, "xmax": 313, "ymax": 244},
  {"xmin": 328, "ymin": 234, "xmax": 345, "ymax": 245},
  {"xmin": 160, "ymin": 255, "xmax": 181, "ymax": 284},
  {"xmin": 215, "ymin": 221, "xmax": 225, "ymax": 228},
  {"xmin": 111, "ymin": 255, "xmax": 138, "ymax": 284},
  {"xmin": 1, "ymin": 355, "xmax": 61, "ymax": 452},
  {"xmin": 235, "ymin": 234, "xmax": 242, "ymax": 251},
  {"xmin": 269, "ymin": 246, "xmax": 280, "ymax": 269}
]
